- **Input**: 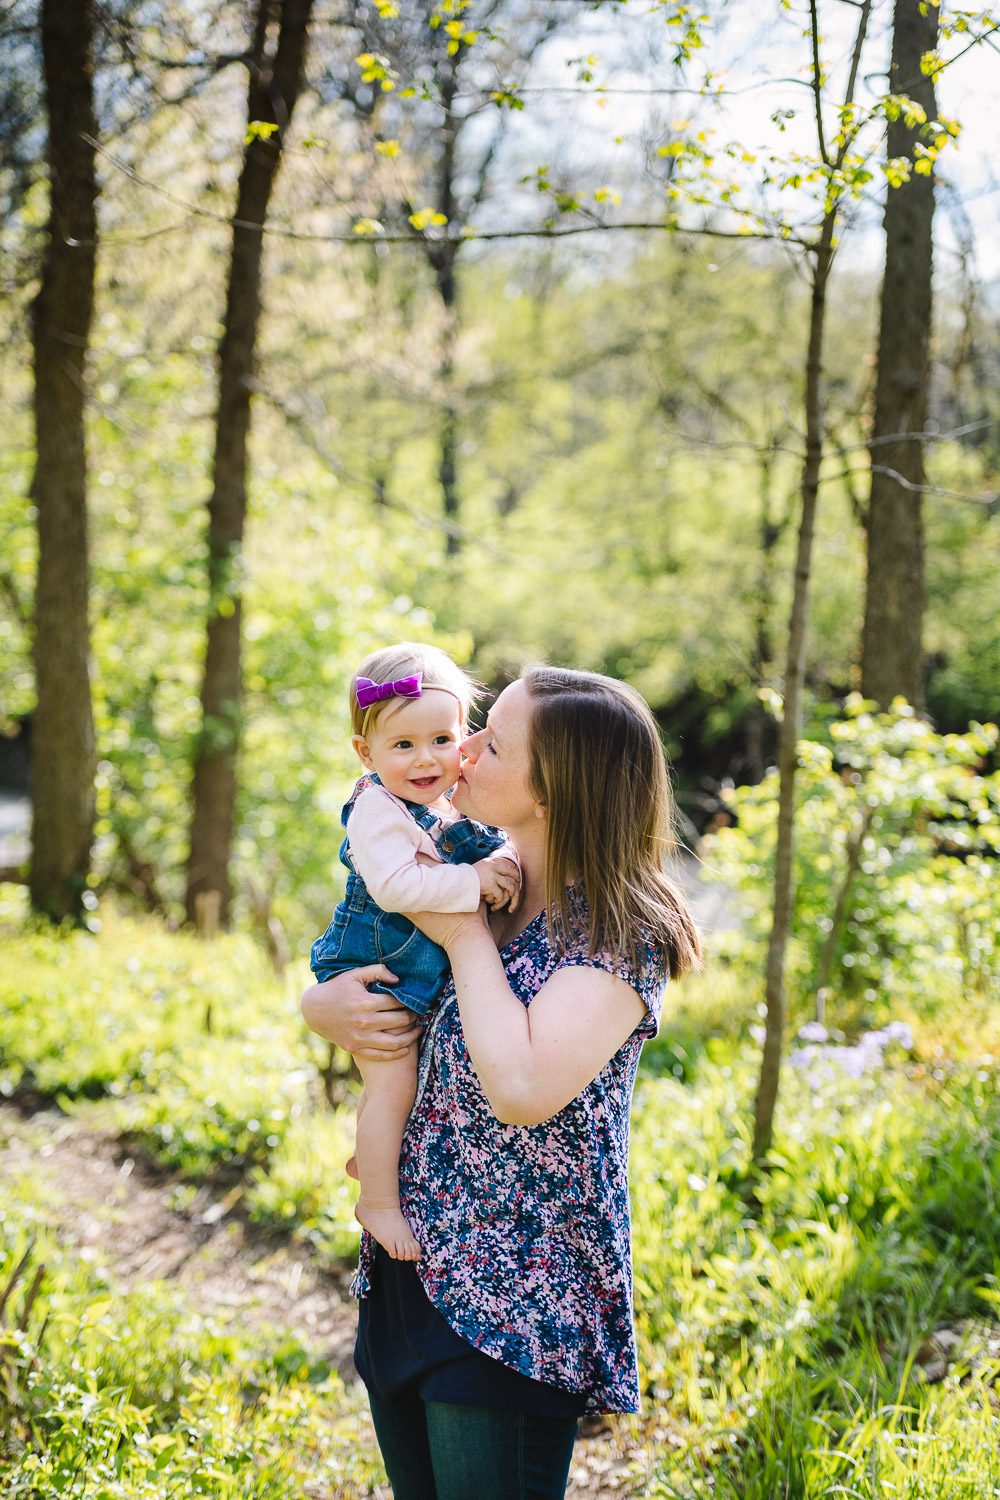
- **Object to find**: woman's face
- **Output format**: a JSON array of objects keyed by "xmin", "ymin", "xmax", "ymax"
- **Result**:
[{"xmin": 452, "ymin": 679, "xmax": 541, "ymax": 831}]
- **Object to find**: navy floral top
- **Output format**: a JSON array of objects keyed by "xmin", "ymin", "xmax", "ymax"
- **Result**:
[{"xmin": 353, "ymin": 895, "xmax": 668, "ymax": 1415}]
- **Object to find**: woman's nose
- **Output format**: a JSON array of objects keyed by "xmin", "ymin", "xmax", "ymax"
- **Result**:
[{"xmin": 461, "ymin": 728, "xmax": 483, "ymax": 760}]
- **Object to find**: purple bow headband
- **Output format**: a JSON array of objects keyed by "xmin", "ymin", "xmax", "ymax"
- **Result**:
[{"xmin": 355, "ymin": 673, "xmax": 423, "ymax": 709}]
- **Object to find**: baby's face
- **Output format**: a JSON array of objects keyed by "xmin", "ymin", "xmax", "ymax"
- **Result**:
[{"xmin": 353, "ymin": 689, "xmax": 464, "ymax": 806}]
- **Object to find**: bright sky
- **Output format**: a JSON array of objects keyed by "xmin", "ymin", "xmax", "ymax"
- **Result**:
[
  {"xmin": 479, "ymin": 1, "xmax": 999, "ymax": 284},
  {"xmin": 705, "ymin": 3, "xmax": 1000, "ymax": 279}
]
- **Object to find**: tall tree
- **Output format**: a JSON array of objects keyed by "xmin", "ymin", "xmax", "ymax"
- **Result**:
[
  {"xmin": 185, "ymin": 0, "xmax": 314, "ymax": 928},
  {"xmin": 752, "ymin": 0, "xmax": 873, "ymax": 1163},
  {"xmin": 860, "ymin": 0, "xmax": 938, "ymax": 709},
  {"xmin": 29, "ymin": 0, "xmax": 99, "ymax": 921}
]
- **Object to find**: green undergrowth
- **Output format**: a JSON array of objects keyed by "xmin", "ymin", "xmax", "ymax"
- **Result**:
[
  {"xmin": 0, "ymin": 1186, "xmax": 383, "ymax": 1497},
  {"xmin": 632, "ymin": 1047, "xmax": 1000, "ymax": 1495},
  {"xmin": 0, "ymin": 910, "xmax": 362, "ymax": 1260},
  {"xmin": 2, "ymin": 909, "xmax": 999, "ymax": 1495}
]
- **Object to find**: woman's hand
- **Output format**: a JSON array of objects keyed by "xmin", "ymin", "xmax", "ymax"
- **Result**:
[
  {"xmin": 404, "ymin": 905, "xmax": 490, "ymax": 952},
  {"xmin": 300, "ymin": 966, "xmax": 421, "ymax": 1060}
]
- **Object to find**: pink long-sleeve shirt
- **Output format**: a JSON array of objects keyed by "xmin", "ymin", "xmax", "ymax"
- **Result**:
[{"xmin": 346, "ymin": 783, "xmax": 483, "ymax": 914}]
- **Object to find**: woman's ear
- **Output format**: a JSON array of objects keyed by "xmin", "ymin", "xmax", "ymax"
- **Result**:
[
  {"xmin": 352, "ymin": 734, "xmax": 374, "ymax": 770},
  {"xmin": 534, "ymin": 801, "xmax": 547, "ymax": 820}
]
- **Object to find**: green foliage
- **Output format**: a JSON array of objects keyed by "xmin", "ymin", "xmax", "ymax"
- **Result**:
[
  {"xmin": 0, "ymin": 0, "xmax": 997, "ymax": 968},
  {"xmin": 245, "ymin": 120, "xmax": 279, "ymax": 144},
  {"xmin": 0, "ymin": 1197, "xmax": 382, "ymax": 1496},
  {"xmin": 82, "ymin": 332, "xmax": 414, "ymax": 940},
  {"xmin": 2, "ymin": 3, "xmax": 998, "ymax": 1480},
  {"xmin": 2, "ymin": 915, "xmax": 999, "ymax": 1495},
  {"xmin": 246, "ymin": 1107, "xmax": 359, "ymax": 1261},
  {"xmin": 703, "ymin": 700, "xmax": 1000, "ymax": 1021},
  {"xmin": 0, "ymin": 296, "xmax": 33, "ymax": 724},
  {"xmin": 632, "ymin": 1037, "xmax": 1000, "ymax": 1496},
  {"xmin": 0, "ymin": 910, "xmax": 363, "ymax": 1255},
  {"xmin": 3, "ymin": 177, "xmax": 997, "ymax": 945},
  {"xmin": 0, "ymin": 914, "xmax": 334, "ymax": 1177}
]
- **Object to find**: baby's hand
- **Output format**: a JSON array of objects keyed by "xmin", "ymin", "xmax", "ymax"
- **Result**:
[{"xmin": 474, "ymin": 853, "xmax": 521, "ymax": 912}]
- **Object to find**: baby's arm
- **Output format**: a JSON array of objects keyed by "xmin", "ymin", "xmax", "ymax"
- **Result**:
[{"xmin": 348, "ymin": 787, "xmax": 482, "ymax": 914}]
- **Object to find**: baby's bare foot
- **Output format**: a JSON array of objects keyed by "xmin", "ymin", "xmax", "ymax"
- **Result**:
[
  {"xmin": 356, "ymin": 1197, "xmax": 422, "ymax": 1260},
  {"xmin": 345, "ymin": 1154, "xmax": 359, "ymax": 1181}
]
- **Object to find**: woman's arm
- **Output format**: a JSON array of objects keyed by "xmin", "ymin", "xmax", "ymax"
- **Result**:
[
  {"xmin": 301, "ymin": 965, "xmax": 422, "ymax": 1060},
  {"xmin": 407, "ymin": 911, "xmax": 646, "ymax": 1126}
]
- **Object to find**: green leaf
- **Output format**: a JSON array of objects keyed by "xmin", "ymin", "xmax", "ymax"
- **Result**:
[{"xmin": 244, "ymin": 120, "xmax": 278, "ymax": 145}]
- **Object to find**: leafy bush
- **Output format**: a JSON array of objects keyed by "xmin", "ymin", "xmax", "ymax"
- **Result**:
[
  {"xmin": 0, "ymin": 914, "xmax": 347, "ymax": 1183},
  {"xmin": 632, "ymin": 1036, "xmax": 1000, "ymax": 1497},
  {"xmin": 703, "ymin": 700, "xmax": 1000, "ymax": 1024},
  {"xmin": 246, "ymin": 1105, "xmax": 360, "ymax": 1262}
]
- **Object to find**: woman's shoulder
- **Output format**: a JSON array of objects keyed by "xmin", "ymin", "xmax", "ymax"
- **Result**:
[
  {"xmin": 560, "ymin": 919, "xmax": 668, "ymax": 991},
  {"xmin": 547, "ymin": 891, "xmax": 669, "ymax": 1034}
]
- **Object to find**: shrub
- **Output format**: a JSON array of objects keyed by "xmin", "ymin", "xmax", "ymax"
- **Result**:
[{"xmin": 703, "ymin": 699, "xmax": 999, "ymax": 1024}]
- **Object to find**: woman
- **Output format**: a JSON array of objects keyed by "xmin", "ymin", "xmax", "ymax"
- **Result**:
[{"xmin": 302, "ymin": 665, "xmax": 701, "ymax": 1500}]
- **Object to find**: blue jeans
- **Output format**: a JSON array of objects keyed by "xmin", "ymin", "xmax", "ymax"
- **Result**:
[
  {"xmin": 310, "ymin": 868, "xmax": 450, "ymax": 1016},
  {"xmin": 368, "ymin": 1389, "xmax": 579, "ymax": 1500},
  {"xmin": 311, "ymin": 794, "xmax": 508, "ymax": 1016}
]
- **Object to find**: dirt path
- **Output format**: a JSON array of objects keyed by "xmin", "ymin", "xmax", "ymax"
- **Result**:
[
  {"xmin": 0, "ymin": 1102, "xmax": 649, "ymax": 1496},
  {"xmin": 1, "ymin": 1102, "xmax": 359, "ymax": 1371}
]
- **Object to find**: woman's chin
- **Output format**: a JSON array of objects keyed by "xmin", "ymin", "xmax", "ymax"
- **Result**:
[{"xmin": 451, "ymin": 779, "xmax": 473, "ymax": 815}]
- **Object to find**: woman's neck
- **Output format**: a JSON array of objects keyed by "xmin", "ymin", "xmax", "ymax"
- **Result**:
[{"xmin": 491, "ymin": 822, "xmax": 548, "ymax": 944}]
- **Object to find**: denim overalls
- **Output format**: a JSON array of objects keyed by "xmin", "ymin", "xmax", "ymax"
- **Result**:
[{"xmin": 309, "ymin": 774, "xmax": 506, "ymax": 1016}]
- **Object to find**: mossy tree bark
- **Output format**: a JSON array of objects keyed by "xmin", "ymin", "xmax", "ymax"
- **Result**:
[
  {"xmin": 861, "ymin": 0, "xmax": 938, "ymax": 710},
  {"xmin": 185, "ymin": 0, "xmax": 314, "ymax": 928},
  {"xmin": 29, "ymin": 0, "xmax": 99, "ymax": 922}
]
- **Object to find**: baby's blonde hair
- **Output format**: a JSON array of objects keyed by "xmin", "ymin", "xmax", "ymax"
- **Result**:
[{"xmin": 350, "ymin": 642, "xmax": 480, "ymax": 739}]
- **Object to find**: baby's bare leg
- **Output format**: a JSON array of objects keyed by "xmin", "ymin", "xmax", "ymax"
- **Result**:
[
  {"xmin": 354, "ymin": 1051, "xmax": 421, "ymax": 1260},
  {"xmin": 346, "ymin": 1086, "xmax": 366, "ymax": 1180}
]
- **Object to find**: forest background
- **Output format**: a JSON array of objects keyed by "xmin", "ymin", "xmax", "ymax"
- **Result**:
[
  {"xmin": 2, "ymin": 0, "xmax": 1000, "ymax": 1496},
  {"xmin": 2, "ymin": 0, "xmax": 997, "ymax": 947}
]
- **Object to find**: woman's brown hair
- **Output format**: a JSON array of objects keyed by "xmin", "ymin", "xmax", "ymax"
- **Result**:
[{"xmin": 522, "ymin": 664, "xmax": 701, "ymax": 978}]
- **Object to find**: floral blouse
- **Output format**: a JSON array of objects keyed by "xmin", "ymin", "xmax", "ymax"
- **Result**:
[{"xmin": 353, "ymin": 896, "xmax": 668, "ymax": 1415}]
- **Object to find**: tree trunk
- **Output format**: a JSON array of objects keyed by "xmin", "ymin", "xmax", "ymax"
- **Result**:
[
  {"xmin": 185, "ymin": 0, "xmax": 313, "ymax": 927},
  {"xmin": 438, "ymin": 256, "xmax": 459, "ymax": 557},
  {"xmin": 752, "ymin": 226, "xmax": 835, "ymax": 1165},
  {"xmin": 745, "ymin": 446, "xmax": 782, "ymax": 783},
  {"xmin": 814, "ymin": 802, "xmax": 876, "ymax": 1014},
  {"xmin": 860, "ymin": 0, "xmax": 938, "ymax": 709},
  {"xmin": 752, "ymin": 0, "xmax": 871, "ymax": 1166},
  {"xmin": 431, "ymin": 65, "xmax": 460, "ymax": 556},
  {"xmin": 29, "ymin": 0, "xmax": 98, "ymax": 922}
]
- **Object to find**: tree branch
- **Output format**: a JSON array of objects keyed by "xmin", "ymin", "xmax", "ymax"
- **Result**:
[
  {"xmin": 809, "ymin": 0, "xmax": 830, "ymax": 168},
  {"xmin": 829, "ymin": 464, "xmax": 999, "ymax": 508},
  {"xmin": 255, "ymin": 383, "xmax": 514, "ymax": 557},
  {"xmin": 86, "ymin": 138, "xmax": 810, "ymax": 247}
]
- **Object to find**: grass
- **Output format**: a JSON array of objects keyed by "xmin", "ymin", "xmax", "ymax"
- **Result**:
[
  {"xmin": 631, "ymin": 1032, "xmax": 1000, "ymax": 1496},
  {"xmin": 0, "ymin": 1190, "xmax": 385, "ymax": 1498},
  {"xmin": 1, "ymin": 906, "xmax": 999, "ymax": 1496}
]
